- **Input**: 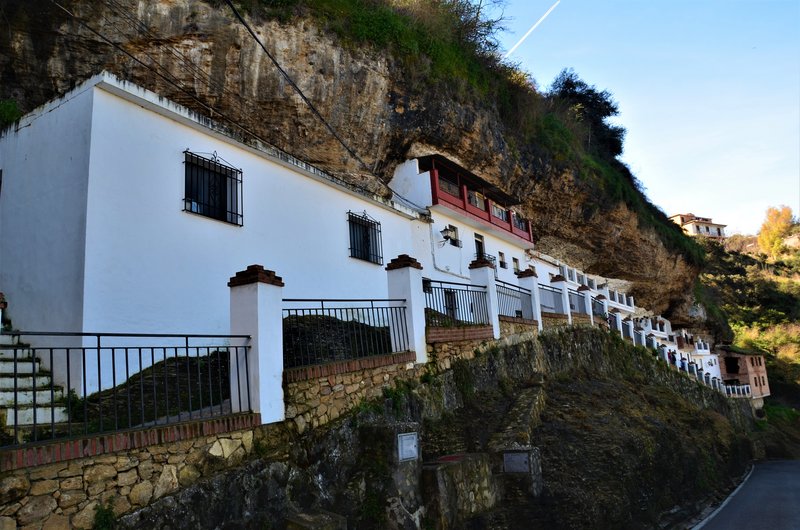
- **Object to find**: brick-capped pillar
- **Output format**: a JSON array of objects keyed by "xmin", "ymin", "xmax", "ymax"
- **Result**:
[
  {"xmin": 578, "ymin": 285, "xmax": 594, "ymax": 325},
  {"xmin": 550, "ymin": 275, "xmax": 572, "ymax": 325},
  {"xmin": 386, "ymin": 255, "xmax": 427, "ymax": 364},
  {"xmin": 228, "ymin": 265, "xmax": 284, "ymax": 423},
  {"xmin": 516, "ymin": 268, "xmax": 542, "ymax": 331},
  {"xmin": 469, "ymin": 257, "xmax": 500, "ymax": 339}
]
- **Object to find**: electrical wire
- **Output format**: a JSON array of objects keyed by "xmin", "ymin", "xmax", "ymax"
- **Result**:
[
  {"xmin": 222, "ymin": 0, "xmax": 370, "ymax": 173},
  {"xmin": 49, "ymin": 0, "xmax": 429, "ymax": 212}
]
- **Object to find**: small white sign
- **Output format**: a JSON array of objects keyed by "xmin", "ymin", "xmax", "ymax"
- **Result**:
[{"xmin": 398, "ymin": 432, "xmax": 419, "ymax": 462}]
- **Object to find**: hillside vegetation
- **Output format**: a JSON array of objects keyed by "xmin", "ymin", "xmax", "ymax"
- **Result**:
[
  {"xmin": 699, "ymin": 237, "xmax": 800, "ymax": 455},
  {"xmin": 230, "ymin": 0, "xmax": 703, "ymax": 266}
]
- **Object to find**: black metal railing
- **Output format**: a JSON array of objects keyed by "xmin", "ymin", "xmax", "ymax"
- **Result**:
[
  {"xmin": 608, "ymin": 314, "xmax": 619, "ymax": 331},
  {"xmin": 591, "ymin": 297, "xmax": 605, "ymax": 317},
  {"xmin": 473, "ymin": 252, "xmax": 497, "ymax": 266},
  {"xmin": 423, "ymin": 279, "xmax": 489, "ymax": 327},
  {"xmin": 622, "ymin": 321, "xmax": 632, "ymax": 339},
  {"xmin": 0, "ymin": 332, "xmax": 250, "ymax": 448},
  {"xmin": 282, "ymin": 299, "xmax": 408, "ymax": 369},
  {"xmin": 496, "ymin": 280, "xmax": 532, "ymax": 319},
  {"xmin": 568, "ymin": 289, "xmax": 586, "ymax": 314},
  {"xmin": 538, "ymin": 284, "xmax": 564, "ymax": 314}
]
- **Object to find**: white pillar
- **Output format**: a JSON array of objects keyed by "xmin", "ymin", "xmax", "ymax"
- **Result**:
[
  {"xmin": 578, "ymin": 285, "xmax": 593, "ymax": 325},
  {"xmin": 229, "ymin": 265, "xmax": 285, "ymax": 424},
  {"xmin": 386, "ymin": 255, "xmax": 428, "ymax": 364},
  {"xmin": 516, "ymin": 268, "xmax": 542, "ymax": 331},
  {"xmin": 469, "ymin": 257, "xmax": 501, "ymax": 339},
  {"xmin": 551, "ymin": 275, "xmax": 572, "ymax": 325},
  {"xmin": 614, "ymin": 312, "xmax": 623, "ymax": 338}
]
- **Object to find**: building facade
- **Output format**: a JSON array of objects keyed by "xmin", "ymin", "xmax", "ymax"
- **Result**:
[{"xmin": 669, "ymin": 213, "xmax": 726, "ymax": 240}]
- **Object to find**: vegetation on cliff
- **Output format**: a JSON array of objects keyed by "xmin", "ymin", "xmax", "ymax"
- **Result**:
[
  {"xmin": 222, "ymin": 0, "xmax": 705, "ymax": 266},
  {"xmin": 698, "ymin": 212, "xmax": 800, "ymax": 456}
]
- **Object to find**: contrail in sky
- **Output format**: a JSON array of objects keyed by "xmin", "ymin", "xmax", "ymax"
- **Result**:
[{"xmin": 503, "ymin": 0, "xmax": 561, "ymax": 59}]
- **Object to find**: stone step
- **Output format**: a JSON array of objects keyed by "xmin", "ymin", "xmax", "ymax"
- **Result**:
[
  {"xmin": 0, "ymin": 358, "xmax": 41, "ymax": 374},
  {"xmin": 0, "ymin": 374, "xmax": 54, "ymax": 390},
  {"xmin": 0, "ymin": 387, "xmax": 64, "ymax": 406},
  {"xmin": 3, "ymin": 405, "xmax": 69, "ymax": 426},
  {"xmin": 0, "ymin": 348, "xmax": 34, "ymax": 360}
]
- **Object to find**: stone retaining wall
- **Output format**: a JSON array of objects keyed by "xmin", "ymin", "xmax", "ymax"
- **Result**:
[
  {"xmin": 283, "ymin": 354, "xmax": 421, "ymax": 434},
  {"xmin": 498, "ymin": 317, "xmax": 538, "ymax": 337},
  {"xmin": 0, "ymin": 418, "xmax": 262, "ymax": 529},
  {"xmin": 570, "ymin": 314, "xmax": 592, "ymax": 326},
  {"xmin": 540, "ymin": 312, "xmax": 569, "ymax": 329},
  {"xmin": 426, "ymin": 326, "xmax": 493, "ymax": 344}
]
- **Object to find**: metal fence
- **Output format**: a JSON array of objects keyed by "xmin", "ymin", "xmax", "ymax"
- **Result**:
[
  {"xmin": 622, "ymin": 321, "xmax": 632, "ymax": 339},
  {"xmin": 568, "ymin": 289, "xmax": 586, "ymax": 314},
  {"xmin": 282, "ymin": 299, "xmax": 409, "ymax": 369},
  {"xmin": 591, "ymin": 297, "xmax": 605, "ymax": 317},
  {"xmin": 0, "ymin": 332, "xmax": 250, "ymax": 448},
  {"xmin": 538, "ymin": 284, "xmax": 564, "ymax": 314},
  {"xmin": 423, "ymin": 279, "xmax": 489, "ymax": 327},
  {"xmin": 496, "ymin": 280, "xmax": 533, "ymax": 319}
]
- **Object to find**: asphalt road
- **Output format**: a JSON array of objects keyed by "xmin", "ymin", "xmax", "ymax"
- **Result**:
[{"xmin": 699, "ymin": 460, "xmax": 800, "ymax": 530}]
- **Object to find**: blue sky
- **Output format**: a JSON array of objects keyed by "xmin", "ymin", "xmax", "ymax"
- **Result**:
[{"xmin": 491, "ymin": 0, "xmax": 800, "ymax": 235}]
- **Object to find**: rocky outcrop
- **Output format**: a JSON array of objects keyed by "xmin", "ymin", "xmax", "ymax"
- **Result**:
[{"xmin": 0, "ymin": 0, "xmax": 698, "ymax": 315}]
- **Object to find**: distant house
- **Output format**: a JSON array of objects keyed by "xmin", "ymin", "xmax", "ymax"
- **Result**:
[
  {"xmin": 717, "ymin": 346, "xmax": 770, "ymax": 408},
  {"xmin": 783, "ymin": 233, "xmax": 800, "ymax": 250},
  {"xmin": 669, "ymin": 213, "xmax": 726, "ymax": 240}
]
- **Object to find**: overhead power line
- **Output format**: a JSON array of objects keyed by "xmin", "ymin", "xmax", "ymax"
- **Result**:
[
  {"xmin": 222, "ymin": 0, "xmax": 370, "ymax": 172},
  {"xmin": 48, "ymin": 0, "xmax": 427, "ymax": 211}
]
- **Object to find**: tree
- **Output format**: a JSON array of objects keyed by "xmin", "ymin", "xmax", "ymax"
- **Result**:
[
  {"xmin": 548, "ymin": 68, "xmax": 626, "ymax": 158},
  {"xmin": 758, "ymin": 205, "xmax": 795, "ymax": 258}
]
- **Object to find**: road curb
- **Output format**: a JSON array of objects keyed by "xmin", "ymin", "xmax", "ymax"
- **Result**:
[{"xmin": 692, "ymin": 464, "xmax": 755, "ymax": 529}]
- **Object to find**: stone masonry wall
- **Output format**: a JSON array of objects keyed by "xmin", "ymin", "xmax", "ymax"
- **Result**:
[
  {"xmin": 499, "ymin": 317, "xmax": 538, "ymax": 337},
  {"xmin": 540, "ymin": 312, "xmax": 569, "ymax": 329},
  {"xmin": 570, "ymin": 314, "xmax": 592, "ymax": 326},
  {"xmin": 0, "ymin": 421, "xmax": 259, "ymax": 529},
  {"xmin": 426, "ymin": 338, "xmax": 492, "ymax": 373},
  {"xmin": 283, "ymin": 352, "xmax": 420, "ymax": 435}
]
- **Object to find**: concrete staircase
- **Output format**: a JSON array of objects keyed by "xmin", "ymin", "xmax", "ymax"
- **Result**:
[{"xmin": 0, "ymin": 332, "xmax": 69, "ymax": 432}]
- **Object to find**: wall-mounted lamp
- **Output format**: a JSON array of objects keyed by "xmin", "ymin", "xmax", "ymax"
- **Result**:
[{"xmin": 440, "ymin": 226, "xmax": 456, "ymax": 240}]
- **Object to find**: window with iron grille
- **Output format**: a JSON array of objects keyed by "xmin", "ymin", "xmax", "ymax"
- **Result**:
[
  {"xmin": 183, "ymin": 151, "xmax": 243, "ymax": 225},
  {"xmin": 348, "ymin": 211, "xmax": 383, "ymax": 265}
]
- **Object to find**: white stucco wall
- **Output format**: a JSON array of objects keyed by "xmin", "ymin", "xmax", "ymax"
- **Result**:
[
  {"xmin": 417, "ymin": 209, "xmax": 532, "ymax": 285},
  {"xmin": 0, "ymin": 85, "xmax": 94, "ymax": 336},
  {"xmin": 80, "ymin": 87, "xmax": 419, "ymax": 337}
]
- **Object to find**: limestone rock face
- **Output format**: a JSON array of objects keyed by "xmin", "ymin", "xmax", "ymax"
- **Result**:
[{"xmin": 0, "ymin": 0, "xmax": 698, "ymax": 315}]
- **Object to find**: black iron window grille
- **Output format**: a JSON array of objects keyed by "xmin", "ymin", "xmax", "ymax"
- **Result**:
[
  {"xmin": 183, "ymin": 151, "xmax": 243, "ymax": 225},
  {"xmin": 348, "ymin": 211, "xmax": 383, "ymax": 265}
]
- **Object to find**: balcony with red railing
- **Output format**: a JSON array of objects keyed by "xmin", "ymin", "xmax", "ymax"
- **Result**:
[{"xmin": 424, "ymin": 155, "xmax": 533, "ymax": 243}]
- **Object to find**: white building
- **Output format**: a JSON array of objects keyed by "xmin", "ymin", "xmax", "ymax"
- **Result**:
[
  {"xmin": 669, "ymin": 213, "xmax": 726, "ymax": 240},
  {"xmin": 0, "ymin": 73, "xmax": 698, "ymax": 395}
]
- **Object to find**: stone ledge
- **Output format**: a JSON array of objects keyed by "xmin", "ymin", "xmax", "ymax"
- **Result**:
[
  {"xmin": 426, "ymin": 326, "xmax": 494, "ymax": 344},
  {"xmin": 283, "ymin": 351, "xmax": 416, "ymax": 383},
  {"xmin": 498, "ymin": 315, "xmax": 538, "ymax": 326},
  {"xmin": 0, "ymin": 413, "xmax": 261, "ymax": 472}
]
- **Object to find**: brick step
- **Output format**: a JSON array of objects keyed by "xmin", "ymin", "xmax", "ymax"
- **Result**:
[
  {"xmin": 2, "ymin": 405, "xmax": 69, "ymax": 426},
  {"xmin": 0, "ymin": 387, "xmax": 64, "ymax": 406}
]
